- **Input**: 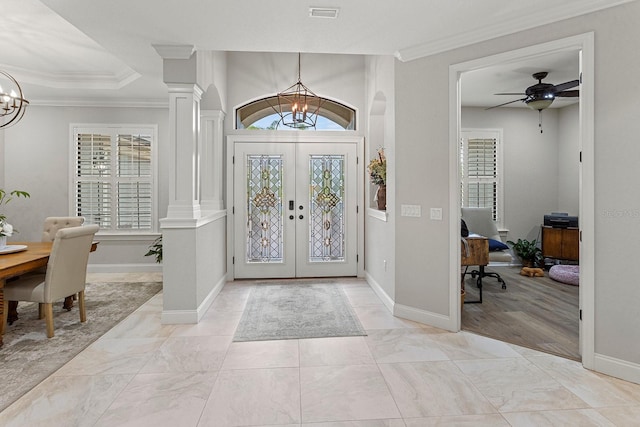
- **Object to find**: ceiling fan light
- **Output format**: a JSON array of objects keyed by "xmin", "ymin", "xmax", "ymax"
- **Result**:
[{"xmin": 526, "ymin": 98, "xmax": 553, "ymax": 111}]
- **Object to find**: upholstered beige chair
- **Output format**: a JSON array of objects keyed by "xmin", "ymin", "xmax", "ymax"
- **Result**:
[
  {"xmin": 41, "ymin": 216, "xmax": 85, "ymax": 242},
  {"xmin": 2, "ymin": 224, "xmax": 99, "ymax": 338}
]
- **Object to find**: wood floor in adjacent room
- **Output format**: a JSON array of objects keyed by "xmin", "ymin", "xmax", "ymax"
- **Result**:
[{"xmin": 462, "ymin": 265, "xmax": 580, "ymax": 361}]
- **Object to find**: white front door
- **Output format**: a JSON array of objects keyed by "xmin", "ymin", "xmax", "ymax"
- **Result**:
[{"xmin": 233, "ymin": 142, "xmax": 357, "ymax": 278}]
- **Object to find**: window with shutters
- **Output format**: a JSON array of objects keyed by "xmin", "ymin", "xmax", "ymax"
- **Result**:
[
  {"xmin": 460, "ymin": 129, "xmax": 503, "ymax": 226},
  {"xmin": 72, "ymin": 125, "xmax": 157, "ymax": 233}
]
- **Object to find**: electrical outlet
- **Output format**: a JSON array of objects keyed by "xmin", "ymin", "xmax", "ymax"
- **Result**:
[{"xmin": 401, "ymin": 204, "xmax": 421, "ymax": 217}]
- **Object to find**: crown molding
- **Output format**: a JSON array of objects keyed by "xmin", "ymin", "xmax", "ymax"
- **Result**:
[
  {"xmin": 396, "ymin": 0, "xmax": 634, "ymax": 61},
  {"xmin": 29, "ymin": 98, "xmax": 168, "ymax": 108},
  {"xmin": 0, "ymin": 64, "xmax": 140, "ymax": 90}
]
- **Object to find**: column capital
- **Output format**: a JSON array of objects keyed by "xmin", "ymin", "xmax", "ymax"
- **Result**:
[{"xmin": 152, "ymin": 44, "xmax": 195, "ymax": 60}]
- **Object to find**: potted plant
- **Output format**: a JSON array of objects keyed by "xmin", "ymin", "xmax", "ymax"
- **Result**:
[
  {"xmin": 0, "ymin": 189, "xmax": 30, "ymax": 248},
  {"xmin": 144, "ymin": 235, "xmax": 163, "ymax": 263},
  {"xmin": 367, "ymin": 147, "xmax": 387, "ymax": 210},
  {"xmin": 507, "ymin": 238, "xmax": 543, "ymax": 267}
]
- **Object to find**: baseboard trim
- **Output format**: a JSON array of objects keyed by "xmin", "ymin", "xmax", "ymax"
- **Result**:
[
  {"xmin": 394, "ymin": 303, "xmax": 455, "ymax": 331},
  {"xmin": 161, "ymin": 274, "xmax": 227, "ymax": 324},
  {"xmin": 364, "ymin": 272, "xmax": 394, "ymax": 313},
  {"xmin": 593, "ymin": 353, "xmax": 640, "ymax": 385},
  {"xmin": 88, "ymin": 263, "xmax": 162, "ymax": 273}
]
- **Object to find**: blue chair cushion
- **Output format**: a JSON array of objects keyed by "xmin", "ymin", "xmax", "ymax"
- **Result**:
[{"xmin": 488, "ymin": 238, "xmax": 509, "ymax": 251}]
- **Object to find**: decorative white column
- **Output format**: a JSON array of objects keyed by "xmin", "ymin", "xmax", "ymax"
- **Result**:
[
  {"xmin": 200, "ymin": 110, "xmax": 225, "ymax": 212},
  {"xmin": 166, "ymin": 83, "xmax": 203, "ymax": 219}
]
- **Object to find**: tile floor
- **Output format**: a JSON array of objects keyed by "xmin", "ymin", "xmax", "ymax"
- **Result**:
[{"xmin": 1, "ymin": 274, "xmax": 639, "ymax": 426}]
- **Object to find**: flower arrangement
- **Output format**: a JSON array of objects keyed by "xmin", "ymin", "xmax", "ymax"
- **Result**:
[
  {"xmin": 367, "ymin": 147, "xmax": 386, "ymax": 186},
  {"xmin": 0, "ymin": 189, "xmax": 30, "ymax": 237}
]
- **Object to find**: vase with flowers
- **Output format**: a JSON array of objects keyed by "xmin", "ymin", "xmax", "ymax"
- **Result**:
[
  {"xmin": 367, "ymin": 147, "xmax": 387, "ymax": 210},
  {"xmin": 0, "ymin": 189, "xmax": 30, "ymax": 249}
]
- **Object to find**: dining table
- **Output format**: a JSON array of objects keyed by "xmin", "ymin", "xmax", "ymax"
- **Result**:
[{"xmin": 0, "ymin": 241, "xmax": 98, "ymax": 346}]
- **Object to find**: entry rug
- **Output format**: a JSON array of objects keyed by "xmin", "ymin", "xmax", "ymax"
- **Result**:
[{"xmin": 233, "ymin": 282, "xmax": 366, "ymax": 342}]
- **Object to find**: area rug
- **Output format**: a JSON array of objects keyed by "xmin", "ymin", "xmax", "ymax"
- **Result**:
[
  {"xmin": 233, "ymin": 282, "xmax": 366, "ymax": 342},
  {"xmin": 0, "ymin": 281, "xmax": 162, "ymax": 412}
]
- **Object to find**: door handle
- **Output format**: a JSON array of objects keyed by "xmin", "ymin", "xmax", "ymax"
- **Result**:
[{"xmin": 289, "ymin": 200, "xmax": 295, "ymax": 210}]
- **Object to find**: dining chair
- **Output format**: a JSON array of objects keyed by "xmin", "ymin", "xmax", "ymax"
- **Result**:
[
  {"xmin": 2, "ymin": 224, "xmax": 99, "ymax": 338},
  {"xmin": 40, "ymin": 216, "xmax": 86, "ymax": 307},
  {"xmin": 41, "ymin": 216, "xmax": 85, "ymax": 242}
]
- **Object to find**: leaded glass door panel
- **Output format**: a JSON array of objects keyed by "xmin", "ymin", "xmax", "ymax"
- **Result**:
[{"xmin": 233, "ymin": 142, "xmax": 357, "ymax": 278}]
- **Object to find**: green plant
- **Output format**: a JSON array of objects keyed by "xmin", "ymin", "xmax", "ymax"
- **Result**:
[
  {"xmin": 0, "ymin": 189, "xmax": 30, "ymax": 236},
  {"xmin": 507, "ymin": 238, "xmax": 543, "ymax": 267},
  {"xmin": 144, "ymin": 235, "xmax": 163, "ymax": 263}
]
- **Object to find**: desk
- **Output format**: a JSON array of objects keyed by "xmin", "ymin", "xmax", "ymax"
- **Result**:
[
  {"xmin": 461, "ymin": 237, "xmax": 489, "ymax": 304},
  {"xmin": 0, "ymin": 241, "xmax": 98, "ymax": 346}
]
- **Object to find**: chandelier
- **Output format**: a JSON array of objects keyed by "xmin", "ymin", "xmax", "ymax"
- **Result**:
[
  {"xmin": 0, "ymin": 71, "xmax": 29, "ymax": 129},
  {"xmin": 271, "ymin": 53, "xmax": 325, "ymax": 129}
]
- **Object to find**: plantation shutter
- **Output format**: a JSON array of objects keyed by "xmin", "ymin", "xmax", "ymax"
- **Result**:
[
  {"xmin": 461, "ymin": 130, "xmax": 502, "ymax": 224},
  {"xmin": 73, "ymin": 127, "xmax": 155, "ymax": 232}
]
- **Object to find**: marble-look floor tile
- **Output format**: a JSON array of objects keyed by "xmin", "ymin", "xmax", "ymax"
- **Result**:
[
  {"xmin": 54, "ymin": 337, "xmax": 166, "ymax": 376},
  {"xmin": 208, "ymin": 290, "xmax": 250, "ymax": 312},
  {"xmin": 198, "ymin": 368, "xmax": 300, "ymax": 427},
  {"xmin": 101, "ymin": 311, "xmax": 176, "ymax": 339},
  {"xmin": 222, "ymin": 339, "xmax": 299, "ymax": 369},
  {"xmin": 342, "ymin": 287, "xmax": 385, "ymax": 307},
  {"xmin": 133, "ymin": 293, "xmax": 164, "ymax": 313},
  {"xmin": 429, "ymin": 331, "xmax": 522, "ymax": 360},
  {"xmin": 403, "ymin": 414, "xmax": 510, "ymax": 426},
  {"xmin": 455, "ymin": 357, "xmax": 589, "ymax": 412},
  {"xmin": 170, "ymin": 310, "xmax": 242, "ymax": 337},
  {"xmin": 300, "ymin": 336, "xmax": 375, "ymax": 367},
  {"xmin": 300, "ymin": 364, "xmax": 401, "ymax": 423},
  {"xmin": 597, "ymin": 405, "xmax": 640, "ymax": 425},
  {"xmin": 501, "ymin": 408, "xmax": 615, "ymax": 426},
  {"xmin": 303, "ymin": 420, "xmax": 405, "ymax": 427},
  {"xmin": 94, "ymin": 372, "xmax": 217, "ymax": 427},
  {"xmin": 139, "ymin": 335, "xmax": 232, "ymax": 373},
  {"xmin": 528, "ymin": 355, "xmax": 640, "ymax": 407},
  {"xmin": 0, "ymin": 374, "xmax": 133, "ymax": 427},
  {"xmin": 353, "ymin": 306, "xmax": 422, "ymax": 330},
  {"xmin": 365, "ymin": 329, "xmax": 449, "ymax": 363},
  {"xmin": 379, "ymin": 361, "xmax": 496, "ymax": 418}
]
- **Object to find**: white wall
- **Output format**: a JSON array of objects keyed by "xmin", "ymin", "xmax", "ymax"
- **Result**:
[
  {"xmin": 224, "ymin": 52, "xmax": 366, "ymax": 134},
  {"xmin": 364, "ymin": 55, "xmax": 396, "ymax": 305},
  {"xmin": 394, "ymin": 1, "xmax": 640, "ymax": 370},
  {"xmin": 558, "ymin": 103, "xmax": 580, "ymax": 214},
  {"xmin": 2, "ymin": 105, "xmax": 169, "ymax": 269}
]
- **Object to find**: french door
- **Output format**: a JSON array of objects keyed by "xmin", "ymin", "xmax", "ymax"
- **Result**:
[{"xmin": 233, "ymin": 142, "xmax": 357, "ymax": 278}]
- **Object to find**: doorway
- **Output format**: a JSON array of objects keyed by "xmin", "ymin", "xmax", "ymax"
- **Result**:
[
  {"xmin": 449, "ymin": 33, "xmax": 595, "ymax": 367},
  {"xmin": 231, "ymin": 140, "xmax": 358, "ymax": 279}
]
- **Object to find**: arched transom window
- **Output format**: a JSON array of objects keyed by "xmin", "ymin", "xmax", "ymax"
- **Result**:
[{"xmin": 236, "ymin": 96, "xmax": 356, "ymax": 130}]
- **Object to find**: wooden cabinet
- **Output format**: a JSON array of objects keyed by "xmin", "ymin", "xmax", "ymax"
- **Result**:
[{"xmin": 541, "ymin": 226, "xmax": 579, "ymax": 261}]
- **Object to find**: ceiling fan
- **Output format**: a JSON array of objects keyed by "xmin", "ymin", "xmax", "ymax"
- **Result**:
[{"xmin": 486, "ymin": 71, "xmax": 579, "ymax": 111}]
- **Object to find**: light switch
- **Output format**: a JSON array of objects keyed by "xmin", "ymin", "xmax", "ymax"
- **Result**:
[
  {"xmin": 401, "ymin": 204, "xmax": 421, "ymax": 217},
  {"xmin": 430, "ymin": 208, "xmax": 443, "ymax": 220}
]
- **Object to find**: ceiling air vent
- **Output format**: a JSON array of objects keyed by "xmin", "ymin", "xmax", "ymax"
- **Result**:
[{"xmin": 309, "ymin": 7, "xmax": 340, "ymax": 19}]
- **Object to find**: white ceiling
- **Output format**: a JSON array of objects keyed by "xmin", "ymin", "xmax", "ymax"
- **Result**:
[{"xmin": 1, "ymin": 0, "xmax": 631, "ymax": 106}]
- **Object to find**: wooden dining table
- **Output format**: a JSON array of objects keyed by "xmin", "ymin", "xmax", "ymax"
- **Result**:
[{"xmin": 0, "ymin": 241, "xmax": 98, "ymax": 346}]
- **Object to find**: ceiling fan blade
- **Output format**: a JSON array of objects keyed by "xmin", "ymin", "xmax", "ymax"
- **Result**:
[
  {"xmin": 553, "ymin": 79, "xmax": 579, "ymax": 92},
  {"xmin": 555, "ymin": 90, "xmax": 579, "ymax": 98},
  {"xmin": 485, "ymin": 98, "xmax": 527, "ymax": 110},
  {"xmin": 494, "ymin": 92, "xmax": 526, "ymax": 96}
]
